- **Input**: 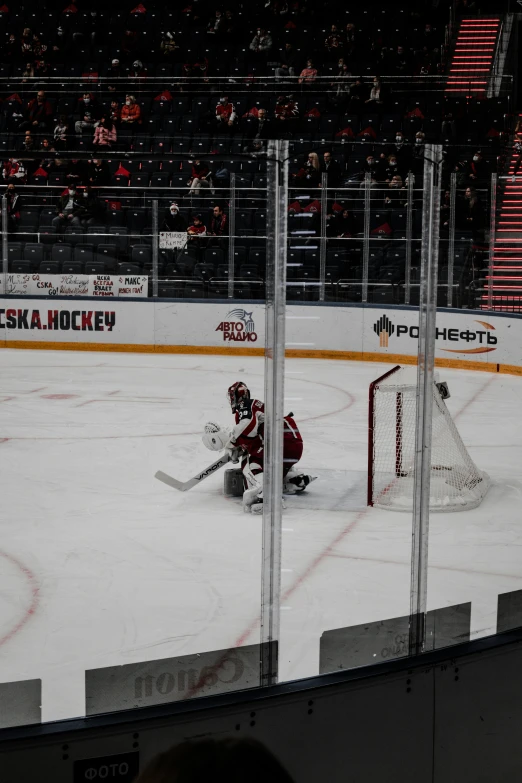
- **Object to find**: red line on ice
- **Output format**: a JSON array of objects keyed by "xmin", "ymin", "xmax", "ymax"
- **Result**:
[{"xmin": 0, "ymin": 550, "xmax": 40, "ymax": 648}]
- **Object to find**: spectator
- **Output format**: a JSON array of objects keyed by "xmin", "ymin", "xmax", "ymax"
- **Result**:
[
  {"xmin": 66, "ymin": 159, "xmax": 88, "ymax": 186},
  {"xmin": 364, "ymin": 154, "xmax": 384, "ymax": 181},
  {"xmin": 468, "ymin": 151, "xmax": 488, "ymax": 183},
  {"xmin": 333, "ymin": 207, "xmax": 357, "ymax": 237},
  {"xmin": 120, "ymin": 94, "xmax": 141, "ymax": 125},
  {"xmin": 135, "ymin": 738, "xmax": 295, "ymax": 783},
  {"xmin": 412, "ymin": 131, "xmax": 426, "ymax": 163},
  {"xmin": 209, "ymin": 204, "xmax": 228, "ymax": 236},
  {"xmin": 54, "ymin": 114, "xmax": 69, "ymax": 150},
  {"xmin": 243, "ymin": 139, "xmax": 267, "ymax": 158},
  {"xmin": 274, "ymin": 94, "xmax": 299, "ymax": 122},
  {"xmin": 275, "ymin": 42, "xmax": 297, "ymax": 81},
  {"xmin": 19, "ymin": 89, "xmax": 53, "ymax": 130},
  {"xmin": 249, "ymin": 28, "xmax": 273, "ymax": 56},
  {"xmin": 162, "ymin": 202, "xmax": 187, "ymax": 232},
  {"xmin": 293, "ymin": 151, "xmax": 320, "ymax": 186},
  {"xmin": 348, "ymin": 77, "xmax": 365, "ymax": 108},
  {"xmin": 298, "ymin": 59, "xmax": 318, "ymax": 85},
  {"xmin": 333, "ymin": 60, "xmax": 351, "ymax": 101},
  {"xmin": 75, "ymin": 185, "xmax": 103, "ymax": 228},
  {"xmin": 463, "ymin": 186, "xmax": 484, "ymax": 235},
  {"xmin": 320, "ymin": 151, "xmax": 342, "ymax": 187},
  {"xmin": 160, "ymin": 31, "xmax": 179, "ymax": 59},
  {"xmin": 345, "ymin": 22, "xmax": 357, "ymax": 56},
  {"xmin": 3, "ymin": 158, "xmax": 26, "ymax": 183},
  {"xmin": 365, "ymin": 78, "xmax": 385, "ymax": 106},
  {"xmin": 89, "ymin": 159, "xmax": 111, "ymax": 187},
  {"xmin": 384, "ymin": 175, "xmax": 405, "ymax": 205},
  {"xmin": 187, "ymin": 214, "xmax": 207, "ymax": 243},
  {"xmin": 21, "ymin": 62, "xmax": 35, "ymax": 82},
  {"xmin": 77, "ymin": 92, "xmax": 99, "ymax": 117},
  {"xmin": 207, "ymin": 10, "xmax": 224, "ymax": 35},
  {"xmin": 325, "ymin": 24, "xmax": 343, "ymax": 53},
  {"xmin": 107, "ymin": 58, "xmax": 122, "ymax": 80},
  {"xmin": 188, "ymin": 159, "xmax": 212, "ymax": 194},
  {"xmin": 247, "ymin": 107, "xmax": 271, "ymax": 140},
  {"xmin": 121, "ymin": 29, "xmax": 139, "ymax": 59},
  {"xmin": 5, "ymin": 183, "xmax": 22, "ymax": 233},
  {"xmin": 21, "ymin": 130, "xmax": 35, "ymax": 152},
  {"xmin": 385, "ymin": 154, "xmax": 400, "ymax": 182},
  {"xmin": 393, "ymin": 45, "xmax": 412, "ymax": 74},
  {"xmin": 52, "ymin": 184, "xmax": 83, "ymax": 232},
  {"xmin": 110, "ymin": 100, "xmax": 121, "ymax": 126},
  {"xmin": 93, "ymin": 117, "xmax": 117, "ymax": 147},
  {"xmin": 215, "ymin": 96, "xmax": 237, "ymax": 131},
  {"xmin": 75, "ymin": 107, "xmax": 96, "ymax": 137},
  {"xmin": 130, "ymin": 59, "xmax": 148, "ymax": 79}
]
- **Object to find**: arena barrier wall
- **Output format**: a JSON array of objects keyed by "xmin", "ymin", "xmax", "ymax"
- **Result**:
[{"xmin": 1, "ymin": 298, "xmax": 521, "ymax": 374}]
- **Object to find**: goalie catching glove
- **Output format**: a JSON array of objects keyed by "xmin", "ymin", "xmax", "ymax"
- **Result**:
[{"xmin": 202, "ymin": 422, "xmax": 241, "ymax": 463}]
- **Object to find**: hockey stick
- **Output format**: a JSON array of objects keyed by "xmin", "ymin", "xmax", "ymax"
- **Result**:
[{"xmin": 155, "ymin": 454, "xmax": 231, "ymax": 492}]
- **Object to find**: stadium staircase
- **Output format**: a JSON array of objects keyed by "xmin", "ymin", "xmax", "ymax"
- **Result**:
[
  {"xmin": 479, "ymin": 114, "xmax": 522, "ymax": 311},
  {"xmin": 446, "ymin": 17, "xmax": 501, "ymax": 98}
]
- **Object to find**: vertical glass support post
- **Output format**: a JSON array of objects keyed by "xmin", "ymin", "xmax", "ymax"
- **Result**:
[
  {"xmin": 152, "ymin": 199, "xmax": 159, "ymax": 299},
  {"xmin": 261, "ymin": 140, "xmax": 288, "ymax": 687},
  {"xmin": 362, "ymin": 173, "xmax": 371, "ymax": 303},
  {"xmin": 228, "ymin": 172, "xmax": 236, "ymax": 299},
  {"xmin": 409, "ymin": 144, "xmax": 442, "ymax": 657},
  {"xmin": 487, "ymin": 173, "xmax": 497, "ymax": 311},
  {"xmin": 2, "ymin": 196, "xmax": 7, "ymax": 296},
  {"xmin": 404, "ymin": 173, "xmax": 414, "ymax": 305},
  {"xmin": 319, "ymin": 172, "xmax": 327, "ymax": 301},
  {"xmin": 447, "ymin": 172, "xmax": 457, "ymax": 308}
]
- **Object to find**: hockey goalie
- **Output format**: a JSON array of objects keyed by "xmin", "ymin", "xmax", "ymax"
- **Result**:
[{"xmin": 202, "ymin": 382, "xmax": 314, "ymax": 514}]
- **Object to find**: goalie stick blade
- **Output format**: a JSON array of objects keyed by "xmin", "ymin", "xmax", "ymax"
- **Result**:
[{"xmin": 155, "ymin": 454, "xmax": 231, "ymax": 493}]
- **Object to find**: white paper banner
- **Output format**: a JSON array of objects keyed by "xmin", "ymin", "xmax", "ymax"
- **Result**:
[
  {"xmin": 0, "ymin": 274, "xmax": 148, "ymax": 298},
  {"xmin": 159, "ymin": 231, "xmax": 187, "ymax": 249}
]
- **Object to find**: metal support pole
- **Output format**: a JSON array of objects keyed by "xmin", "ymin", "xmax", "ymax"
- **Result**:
[
  {"xmin": 2, "ymin": 196, "xmax": 7, "ymax": 296},
  {"xmin": 447, "ymin": 172, "xmax": 457, "ymax": 308},
  {"xmin": 228, "ymin": 172, "xmax": 236, "ymax": 299},
  {"xmin": 362, "ymin": 173, "xmax": 371, "ymax": 303},
  {"xmin": 404, "ymin": 173, "xmax": 414, "ymax": 305},
  {"xmin": 319, "ymin": 172, "xmax": 327, "ymax": 301},
  {"xmin": 487, "ymin": 173, "xmax": 497, "ymax": 311},
  {"xmin": 261, "ymin": 139, "xmax": 288, "ymax": 686},
  {"xmin": 409, "ymin": 144, "xmax": 442, "ymax": 657},
  {"xmin": 152, "ymin": 199, "xmax": 159, "ymax": 299}
]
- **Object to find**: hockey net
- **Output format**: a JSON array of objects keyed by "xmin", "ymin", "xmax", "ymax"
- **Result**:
[{"xmin": 368, "ymin": 365, "xmax": 490, "ymax": 512}]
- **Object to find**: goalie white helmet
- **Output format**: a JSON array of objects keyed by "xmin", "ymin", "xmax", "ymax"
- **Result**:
[{"xmin": 202, "ymin": 422, "xmax": 229, "ymax": 452}]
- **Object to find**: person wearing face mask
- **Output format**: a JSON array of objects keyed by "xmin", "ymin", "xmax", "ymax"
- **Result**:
[
  {"xmin": 392, "ymin": 131, "xmax": 411, "ymax": 172},
  {"xmin": 75, "ymin": 93, "xmax": 100, "ymax": 136},
  {"xmin": 188, "ymin": 159, "xmax": 212, "ymax": 194},
  {"xmin": 363, "ymin": 154, "xmax": 384, "ymax": 181},
  {"xmin": 162, "ymin": 203, "xmax": 187, "ymax": 232},
  {"xmin": 120, "ymin": 95, "xmax": 141, "ymax": 125},
  {"xmin": 412, "ymin": 131, "xmax": 425, "ymax": 160},
  {"xmin": 385, "ymin": 155, "xmax": 400, "ymax": 182},
  {"xmin": 52, "ymin": 185, "xmax": 83, "ymax": 234},
  {"xmin": 468, "ymin": 151, "xmax": 488, "ymax": 183}
]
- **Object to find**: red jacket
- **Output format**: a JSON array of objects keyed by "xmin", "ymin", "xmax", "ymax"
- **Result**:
[{"xmin": 216, "ymin": 102, "xmax": 236, "ymax": 122}]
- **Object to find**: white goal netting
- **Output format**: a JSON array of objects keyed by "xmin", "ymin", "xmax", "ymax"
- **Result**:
[{"xmin": 369, "ymin": 366, "xmax": 490, "ymax": 512}]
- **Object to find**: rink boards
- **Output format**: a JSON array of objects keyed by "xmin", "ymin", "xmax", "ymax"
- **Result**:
[{"xmin": 0, "ymin": 298, "xmax": 521, "ymax": 374}]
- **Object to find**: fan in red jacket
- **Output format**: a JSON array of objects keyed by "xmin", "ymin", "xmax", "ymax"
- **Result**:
[
  {"xmin": 274, "ymin": 95, "xmax": 299, "ymax": 121},
  {"xmin": 215, "ymin": 96, "xmax": 237, "ymax": 126}
]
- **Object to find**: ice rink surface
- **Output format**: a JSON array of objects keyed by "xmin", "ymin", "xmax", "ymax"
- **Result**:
[{"xmin": 1, "ymin": 349, "xmax": 522, "ymax": 721}]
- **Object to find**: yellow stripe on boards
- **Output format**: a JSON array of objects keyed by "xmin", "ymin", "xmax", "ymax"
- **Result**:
[{"xmin": 0, "ymin": 340, "xmax": 518, "ymax": 376}]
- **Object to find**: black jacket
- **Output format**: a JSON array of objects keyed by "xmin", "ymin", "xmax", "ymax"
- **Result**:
[{"xmin": 162, "ymin": 211, "xmax": 187, "ymax": 232}]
